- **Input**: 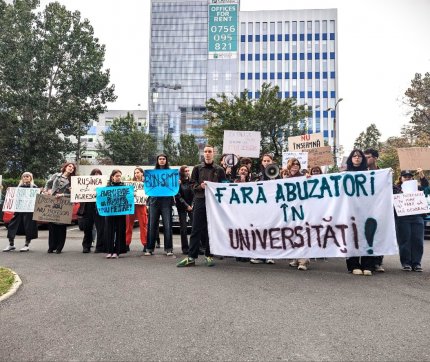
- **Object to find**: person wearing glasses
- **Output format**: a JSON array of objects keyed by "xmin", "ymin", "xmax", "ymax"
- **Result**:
[{"xmin": 393, "ymin": 168, "xmax": 428, "ymax": 272}]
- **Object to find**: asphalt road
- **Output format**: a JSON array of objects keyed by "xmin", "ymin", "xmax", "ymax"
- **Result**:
[{"xmin": 0, "ymin": 225, "xmax": 429, "ymax": 361}]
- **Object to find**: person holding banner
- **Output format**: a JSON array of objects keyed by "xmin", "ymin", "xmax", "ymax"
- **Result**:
[
  {"xmin": 250, "ymin": 154, "xmax": 277, "ymax": 265},
  {"xmin": 104, "ymin": 169, "xmax": 127, "ymax": 259},
  {"xmin": 175, "ymin": 165, "xmax": 194, "ymax": 255},
  {"xmin": 394, "ymin": 168, "xmax": 429, "ymax": 272},
  {"xmin": 2, "ymin": 172, "xmax": 39, "ymax": 252},
  {"xmin": 145, "ymin": 154, "xmax": 174, "ymax": 256},
  {"xmin": 177, "ymin": 145, "xmax": 226, "ymax": 267},
  {"xmin": 79, "ymin": 168, "xmax": 105, "ymax": 254},
  {"xmin": 283, "ymin": 158, "xmax": 311, "ymax": 271},
  {"xmin": 344, "ymin": 149, "xmax": 377, "ymax": 276},
  {"xmin": 44, "ymin": 162, "xmax": 76, "ymax": 254},
  {"xmin": 126, "ymin": 167, "xmax": 148, "ymax": 252}
]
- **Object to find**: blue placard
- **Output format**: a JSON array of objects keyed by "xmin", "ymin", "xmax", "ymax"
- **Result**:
[
  {"xmin": 144, "ymin": 169, "xmax": 179, "ymax": 197},
  {"xmin": 96, "ymin": 185, "xmax": 135, "ymax": 216}
]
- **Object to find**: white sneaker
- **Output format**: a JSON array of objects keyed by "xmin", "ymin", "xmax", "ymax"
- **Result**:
[
  {"xmin": 289, "ymin": 260, "xmax": 298, "ymax": 267},
  {"xmin": 20, "ymin": 246, "xmax": 30, "ymax": 252},
  {"xmin": 297, "ymin": 264, "xmax": 308, "ymax": 271},
  {"xmin": 250, "ymin": 258, "xmax": 263, "ymax": 264},
  {"xmin": 3, "ymin": 245, "xmax": 16, "ymax": 252},
  {"xmin": 166, "ymin": 251, "xmax": 174, "ymax": 256},
  {"xmin": 352, "ymin": 268, "xmax": 363, "ymax": 275},
  {"xmin": 265, "ymin": 259, "xmax": 275, "ymax": 264}
]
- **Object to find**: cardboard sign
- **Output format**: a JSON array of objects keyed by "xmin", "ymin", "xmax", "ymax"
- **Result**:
[
  {"xmin": 70, "ymin": 175, "xmax": 108, "ymax": 203},
  {"xmin": 393, "ymin": 191, "xmax": 430, "ymax": 216},
  {"xmin": 222, "ymin": 130, "xmax": 261, "ymax": 158},
  {"xmin": 2, "ymin": 187, "xmax": 40, "ymax": 212},
  {"xmin": 96, "ymin": 185, "xmax": 135, "ymax": 216},
  {"xmin": 144, "ymin": 169, "xmax": 179, "ymax": 197},
  {"xmin": 33, "ymin": 194, "xmax": 73, "ymax": 224},
  {"xmin": 397, "ymin": 147, "xmax": 430, "ymax": 170},
  {"xmin": 307, "ymin": 146, "xmax": 334, "ymax": 167},
  {"xmin": 288, "ymin": 133, "xmax": 324, "ymax": 151},
  {"xmin": 282, "ymin": 152, "xmax": 308, "ymax": 169},
  {"xmin": 123, "ymin": 181, "xmax": 147, "ymax": 205}
]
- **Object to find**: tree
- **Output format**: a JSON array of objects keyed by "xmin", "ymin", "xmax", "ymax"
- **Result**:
[
  {"xmin": 162, "ymin": 134, "xmax": 178, "ymax": 165},
  {"xmin": 177, "ymin": 134, "xmax": 200, "ymax": 166},
  {"xmin": 353, "ymin": 123, "xmax": 382, "ymax": 150},
  {"xmin": 0, "ymin": 0, "xmax": 116, "ymax": 177},
  {"xmin": 97, "ymin": 113, "xmax": 157, "ymax": 165},
  {"xmin": 404, "ymin": 72, "xmax": 430, "ymax": 140},
  {"xmin": 204, "ymin": 83, "xmax": 310, "ymax": 161}
]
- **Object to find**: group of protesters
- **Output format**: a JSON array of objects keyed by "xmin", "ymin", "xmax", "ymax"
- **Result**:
[{"xmin": 2, "ymin": 145, "xmax": 428, "ymax": 275}]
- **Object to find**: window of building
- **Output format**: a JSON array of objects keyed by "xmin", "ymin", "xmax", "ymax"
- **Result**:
[
  {"xmin": 270, "ymin": 22, "xmax": 275, "ymax": 35},
  {"xmin": 292, "ymin": 21, "xmax": 297, "ymax": 34},
  {"xmin": 248, "ymin": 22, "xmax": 253, "ymax": 35}
]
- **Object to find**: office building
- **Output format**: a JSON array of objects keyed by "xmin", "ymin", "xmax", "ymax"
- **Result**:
[{"xmin": 149, "ymin": 0, "xmax": 338, "ymax": 151}]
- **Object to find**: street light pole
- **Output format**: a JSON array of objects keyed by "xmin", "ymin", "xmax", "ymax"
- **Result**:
[{"xmin": 327, "ymin": 98, "xmax": 343, "ymax": 167}]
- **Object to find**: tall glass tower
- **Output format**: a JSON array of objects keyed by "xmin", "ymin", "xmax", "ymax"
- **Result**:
[{"xmin": 149, "ymin": 1, "xmax": 338, "ymax": 152}]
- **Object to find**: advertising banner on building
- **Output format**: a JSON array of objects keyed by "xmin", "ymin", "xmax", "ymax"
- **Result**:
[
  {"xmin": 208, "ymin": 0, "xmax": 238, "ymax": 59},
  {"xmin": 205, "ymin": 169, "xmax": 398, "ymax": 259}
]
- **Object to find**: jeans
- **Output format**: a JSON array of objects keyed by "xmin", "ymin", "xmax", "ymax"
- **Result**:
[
  {"xmin": 396, "ymin": 216, "xmax": 424, "ymax": 267},
  {"xmin": 147, "ymin": 202, "xmax": 172, "ymax": 252}
]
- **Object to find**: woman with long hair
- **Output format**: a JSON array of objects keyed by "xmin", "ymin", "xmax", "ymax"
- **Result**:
[
  {"xmin": 2, "ymin": 172, "xmax": 39, "ymax": 252},
  {"xmin": 44, "ymin": 162, "xmax": 76, "ymax": 254},
  {"xmin": 79, "ymin": 168, "xmax": 105, "ymax": 253},
  {"xmin": 126, "ymin": 167, "xmax": 148, "ymax": 252},
  {"xmin": 283, "ymin": 158, "xmax": 310, "ymax": 271},
  {"xmin": 145, "ymin": 154, "xmax": 174, "ymax": 256},
  {"xmin": 175, "ymin": 165, "xmax": 194, "ymax": 255},
  {"xmin": 104, "ymin": 169, "xmax": 127, "ymax": 259},
  {"xmin": 344, "ymin": 149, "xmax": 377, "ymax": 276}
]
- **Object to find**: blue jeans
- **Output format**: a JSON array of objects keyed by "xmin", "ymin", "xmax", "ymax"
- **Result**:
[
  {"xmin": 147, "ymin": 201, "xmax": 173, "ymax": 252},
  {"xmin": 396, "ymin": 216, "xmax": 424, "ymax": 267}
]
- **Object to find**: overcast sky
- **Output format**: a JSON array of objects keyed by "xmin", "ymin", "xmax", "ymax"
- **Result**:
[{"xmin": 36, "ymin": 0, "xmax": 430, "ymax": 152}]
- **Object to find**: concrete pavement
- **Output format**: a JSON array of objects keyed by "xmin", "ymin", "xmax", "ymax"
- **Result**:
[{"xmin": 0, "ymin": 225, "xmax": 429, "ymax": 361}]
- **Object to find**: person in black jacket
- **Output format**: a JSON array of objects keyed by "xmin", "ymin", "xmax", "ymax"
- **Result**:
[
  {"xmin": 175, "ymin": 165, "xmax": 194, "ymax": 255},
  {"xmin": 79, "ymin": 168, "xmax": 105, "ymax": 254},
  {"xmin": 344, "ymin": 149, "xmax": 377, "ymax": 276},
  {"xmin": 177, "ymin": 145, "xmax": 226, "ymax": 267},
  {"xmin": 394, "ymin": 168, "xmax": 429, "ymax": 272},
  {"xmin": 3, "ymin": 172, "xmax": 39, "ymax": 252}
]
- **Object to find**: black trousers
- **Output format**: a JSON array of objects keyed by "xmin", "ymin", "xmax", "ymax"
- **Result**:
[
  {"xmin": 188, "ymin": 198, "xmax": 211, "ymax": 259},
  {"xmin": 346, "ymin": 256, "xmax": 378, "ymax": 272},
  {"xmin": 82, "ymin": 207, "xmax": 105, "ymax": 251},
  {"xmin": 178, "ymin": 209, "xmax": 192, "ymax": 252},
  {"xmin": 105, "ymin": 215, "xmax": 126, "ymax": 255},
  {"xmin": 48, "ymin": 223, "xmax": 67, "ymax": 252}
]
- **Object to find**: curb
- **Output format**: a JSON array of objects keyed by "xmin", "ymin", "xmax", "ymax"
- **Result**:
[{"xmin": 0, "ymin": 269, "xmax": 22, "ymax": 302}]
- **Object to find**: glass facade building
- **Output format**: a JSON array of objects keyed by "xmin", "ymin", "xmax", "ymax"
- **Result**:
[{"xmin": 150, "ymin": 1, "xmax": 338, "ymax": 150}]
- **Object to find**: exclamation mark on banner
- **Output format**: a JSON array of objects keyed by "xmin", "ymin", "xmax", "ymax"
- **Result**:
[{"xmin": 364, "ymin": 218, "xmax": 377, "ymax": 255}]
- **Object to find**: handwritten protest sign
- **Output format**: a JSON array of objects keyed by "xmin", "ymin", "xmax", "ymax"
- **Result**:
[
  {"xmin": 282, "ymin": 152, "xmax": 308, "ymax": 169},
  {"xmin": 222, "ymin": 130, "xmax": 261, "ymax": 158},
  {"xmin": 206, "ymin": 169, "xmax": 398, "ymax": 259},
  {"xmin": 33, "ymin": 194, "xmax": 73, "ymax": 224},
  {"xmin": 307, "ymin": 146, "xmax": 333, "ymax": 167},
  {"xmin": 288, "ymin": 133, "xmax": 324, "ymax": 151},
  {"xmin": 393, "ymin": 192, "xmax": 430, "ymax": 217},
  {"xmin": 71, "ymin": 175, "xmax": 108, "ymax": 203},
  {"xmin": 96, "ymin": 185, "xmax": 134, "ymax": 216},
  {"xmin": 2, "ymin": 187, "xmax": 40, "ymax": 212},
  {"xmin": 144, "ymin": 169, "xmax": 179, "ymax": 197},
  {"xmin": 123, "ymin": 181, "xmax": 147, "ymax": 205},
  {"xmin": 397, "ymin": 147, "xmax": 430, "ymax": 170}
]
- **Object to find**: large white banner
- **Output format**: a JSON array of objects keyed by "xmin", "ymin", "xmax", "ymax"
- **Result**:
[
  {"xmin": 2, "ymin": 187, "xmax": 40, "ymax": 212},
  {"xmin": 206, "ymin": 169, "xmax": 398, "ymax": 259}
]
